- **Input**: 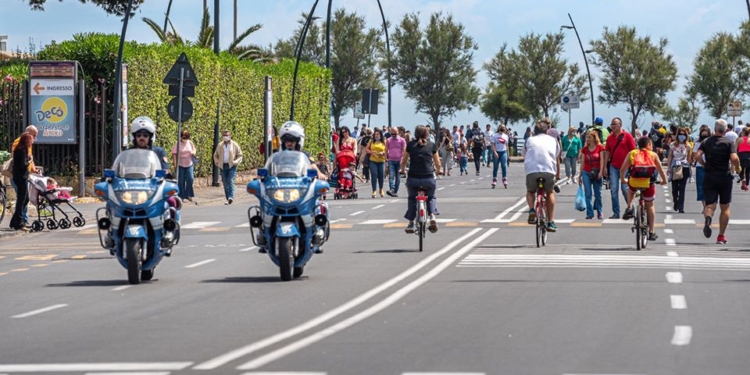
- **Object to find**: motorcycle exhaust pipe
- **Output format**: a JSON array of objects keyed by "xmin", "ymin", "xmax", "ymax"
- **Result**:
[
  {"xmin": 314, "ymin": 214, "xmax": 327, "ymax": 227},
  {"xmin": 250, "ymin": 215, "xmax": 263, "ymax": 228},
  {"xmin": 164, "ymin": 218, "xmax": 176, "ymax": 232},
  {"xmin": 97, "ymin": 218, "xmax": 111, "ymax": 230}
]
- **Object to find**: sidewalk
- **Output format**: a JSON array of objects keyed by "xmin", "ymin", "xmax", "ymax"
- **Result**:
[{"xmin": 0, "ymin": 170, "xmax": 258, "ymax": 239}]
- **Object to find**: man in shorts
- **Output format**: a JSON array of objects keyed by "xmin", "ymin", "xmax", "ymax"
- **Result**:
[
  {"xmin": 523, "ymin": 120, "xmax": 561, "ymax": 232},
  {"xmin": 693, "ymin": 119, "xmax": 740, "ymax": 244},
  {"xmin": 621, "ymin": 137, "xmax": 667, "ymax": 241}
]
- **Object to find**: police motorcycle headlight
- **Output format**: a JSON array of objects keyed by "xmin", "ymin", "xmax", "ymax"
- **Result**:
[
  {"xmin": 269, "ymin": 188, "xmax": 303, "ymax": 204},
  {"xmin": 115, "ymin": 190, "xmax": 154, "ymax": 205}
]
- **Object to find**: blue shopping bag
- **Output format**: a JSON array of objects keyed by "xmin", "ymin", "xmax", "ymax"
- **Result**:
[{"xmin": 574, "ymin": 185, "xmax": 586, "ymax": 212}]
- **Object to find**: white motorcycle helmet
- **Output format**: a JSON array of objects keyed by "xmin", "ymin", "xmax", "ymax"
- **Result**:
[
  {"xmin": 130, "ymin": 116, "xmax": 157, "ymax": 144},
  {"xmin": 279, "ymin": 121, "xmax": 305, "ymax": 150}
]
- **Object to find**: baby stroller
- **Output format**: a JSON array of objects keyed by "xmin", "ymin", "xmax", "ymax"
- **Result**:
[
  {"xmin": 28, "ymin": 174, "xmax": 86, "ymax": 232},
  {"xmin": 332, "ymin": 164, "xmax": 358, "ymax": 200}
]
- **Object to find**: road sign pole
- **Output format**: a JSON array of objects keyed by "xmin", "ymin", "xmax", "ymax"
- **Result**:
[
  {"xmin": 264, "ymin": 76, "xmax": 273, "ymax": 162},
  {"xmin": 175, "ymin": 67, "xmax": 184, "ymax": 185},
  {"xmin": 78, "ymin": 79, "xmax": 86, "ymax": 197},
  {"xmin": 568, "ymin": 108, "xmax": 572, "ymax": 129}
]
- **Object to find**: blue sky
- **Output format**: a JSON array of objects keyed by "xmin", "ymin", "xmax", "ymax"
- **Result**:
[{"xmin": 3, "ymin": 0, "xmax": 748, "ymax": 133}]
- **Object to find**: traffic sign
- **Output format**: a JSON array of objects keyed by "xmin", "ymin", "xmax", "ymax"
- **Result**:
[
  {"xmin": 728, "ymin": 100, "xmax": 742, "ymax": 117},
  {"xmin": 168, "ymin": 84, "xmax": 195, "ymax": 98},
  {"xmin": 163, "ymin": 52, "xmax": 199, "ymax": 86},
  {"xmin": 353, "ymin": 101, "xmax": 365, "ymax": 119},
  {"xmin": 168, "ymin": 97, "xmax": 193, "ymax": 122},
  {"xmin": 561, "ymin": 93, "xmax": 580, "ymax": 109}
]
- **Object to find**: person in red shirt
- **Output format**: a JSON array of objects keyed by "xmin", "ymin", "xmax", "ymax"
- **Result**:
[
  {"xmin": 603, "ymin": 117, "xmax": 636, "ymax": 219},
  {"xmin": 578, "ymin": 130, "xmax": 606, "ymax": 219}
]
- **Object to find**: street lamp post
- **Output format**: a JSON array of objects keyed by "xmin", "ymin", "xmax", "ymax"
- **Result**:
[{"xmin": 561, "ymin": 13, "xmax": 595, "ymax": 126}]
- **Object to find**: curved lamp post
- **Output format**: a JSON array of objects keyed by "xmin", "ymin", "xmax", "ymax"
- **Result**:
[
  {"xmin": 112, "ymin": 0, "xmax": 135, "ymax": 160},
  {"xmin": 290, "ymin": 0, "xmax": 392, "ymax": 129},
  {"xmin": 561, "ymin": 13, "xmax": 595, "ymax": 125}
]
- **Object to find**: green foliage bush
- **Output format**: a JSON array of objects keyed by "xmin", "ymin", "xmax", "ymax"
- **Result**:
[{"xmin": 36, "ymin": 33, "xmax": 331, "ymax": 176}]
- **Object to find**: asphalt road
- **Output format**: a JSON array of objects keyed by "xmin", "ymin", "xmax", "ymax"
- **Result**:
[{"xmin": 1, "ymin": 161, "xmax": 749, "ymax": 375}]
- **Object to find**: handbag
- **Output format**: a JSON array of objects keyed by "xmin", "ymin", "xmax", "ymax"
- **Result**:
[
  {"xmin": 671, "ymin": 164, "xmax": 684, "ymax": 181},
  {"xmin": 445, "ymin": 140, "xmax": 454, "ymax": 152},
  {"xmin": 1, "ymin": 158, "xmax": 12, "ymax": 179}
]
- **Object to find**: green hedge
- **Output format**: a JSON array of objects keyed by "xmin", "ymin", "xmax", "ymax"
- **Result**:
[{"xmin": 37, "ymin": 33, "xmax": 331, "ymax": 176}]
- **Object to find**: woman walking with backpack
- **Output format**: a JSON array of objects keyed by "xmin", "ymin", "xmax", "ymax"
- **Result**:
[{"xmin": 578, "ymin": 130, "xmax": 606, "ymax": 220}]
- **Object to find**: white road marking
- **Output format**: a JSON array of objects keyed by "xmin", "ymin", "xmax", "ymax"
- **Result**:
[
  {"xmin": 666, "ymin": 206, "xmax": 672, "ymax": 211},
  {"xmin": 181, "ymin": 221, "xmax": 220, "ymax": 229},
  {"xmin": 666, "ymin": 272, "xmax": 683, "ymax": 283},
  {"xmin": 671, "ymin": 295, "xmax": 687, "ymax": 309},
  {"xmin": 329, "ymin": 219, "xmax": 346, "ymax": 224},
  {"xmin": 435, "ymin": 218, "xmax": 456, "ymax": 223},
  {"xmin": 12, "ymin": 304, "xmax": 68, "ymax": 319},
  {"xmin": 403, "ymin": 373, "xmax": 485, "ymax": 375},
  {"xmin": 360, "ymin": 219, "xmax": 397, "ymax": 225},
  {"xmin": 112, "ymin": 285, "xmax": 132, "ymax": 292},
  {"xmin": 478, "ymin": 177, "xmax": 484, "ymax": 180},
  {"xmin": 450, "ymin": 184, "xmax": 455, "ymax": 187},
  {"xmin": 86, "ymin": 373, "xmax": 170, "ymax": 375},
  {"xmin": 470, "ymin": 179, "xmax": 475, "ymax": 182},
  {"xmin": 194, "ymin": 229, "xmax": 484, "ymax": 370},
  {"xmin": 665, "ymin": 198, "xmax": 672, "ymax": 203},
  {"xmin": 665, "ymin": 238, "xmax": 676, "ymax": 246},
  {"xmin": 484, "ymin": 196, "xmax": 527, "ymax": 222},
  {"xmin": 665, "ymin": 219, "xmax": 695, "ymax": 225},
  {"xmin": 729, "ymin": 219, "xmax": 750, "ymax": 224},
  {"xmin": 459, "ymin": 255, "xmax": 750, "ymax": 270},
  {"xmin": 554, "ymin": 219, "xmax": 576, "ymax": 224},
  {"xmin": 78, "ymin": 224, "xmax": 97, "ymax": 230},
  {"xmin": 667, "ymin": 251, "xmax": 678, "ymax": 257},
  {"xmin": 350, "ymin": 211, "xmax": 365, "ymax": 216},
  {"xmin": 372, "ymin": 204, "xmax": 384, "ymax": 210},
  {"xmin": 664, "ymin": 229, "xmax": 674, "ymax": 234},
  {"xmin": 390, "ymin": 199, "xmax": 399, "ymax": 203},
  {"xmin": 438, "ymin": 187, "xmax": 445, "ymax": 191},
  {"xmin": 237, "ymin": 229, "xmax": 498, "ymax": 370},
  {"xmin": 185, "ymin": 259, "xmax": 216, "ymax": 269},
  {"xmin": 0, "ymin": 363, "xmax": 192, "ymax": 372},
  {"xmin": 239, "ymin": 247, "xmax": 257, "ymax": 252},
  {"xmin": 602, "ymin": 219, "xmax": 631, "ymax": 225},
  {"xmin": 672, "ymin": 326, "xmax": 692, "ymax": 346},
  {"xmin": 240, "ymin": 373, "xmax": 326, "ymax": 375},
  {"xmin": 235, "ymin": 223, "xmax": 250, "ymax": 228},
  {"xmin": 665, "ymin": 214, "xmax": 673, "ymax": 220}
]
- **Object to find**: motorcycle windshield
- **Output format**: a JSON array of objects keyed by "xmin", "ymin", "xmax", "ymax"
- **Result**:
[
  {"xmin": 265, "ymin": 151, "xmax": 311, "ymax": 178},
  {"xmin": 112, "ymin": 149, "xmax": 163, "ymax": 179}
]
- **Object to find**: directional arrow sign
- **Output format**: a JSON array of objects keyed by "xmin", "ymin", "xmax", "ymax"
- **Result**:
[
  {"xmin": 163, "ymin": 52, "xmax": 199, "ymax": 87},
  {"xmin": 33, "ymin": 82, "xmax": 45, "ymax": 95}
]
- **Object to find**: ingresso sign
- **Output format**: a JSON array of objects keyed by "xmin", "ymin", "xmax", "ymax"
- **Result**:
[{"xmin": 27, "ymin": 61, "xmax": 78, "ymax": 144}]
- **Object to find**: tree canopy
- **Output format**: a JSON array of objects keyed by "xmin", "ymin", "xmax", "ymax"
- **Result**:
[
  {"xmin": 390, "ymin": 12, "xmax": 480, "ymax": 129},
  {"xmin": 25, "ymin": 0, "xmax": 143, "ymax": 16}
]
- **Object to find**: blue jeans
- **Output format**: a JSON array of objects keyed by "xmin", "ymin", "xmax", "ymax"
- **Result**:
[
  {"xmin": 404, "ymin": 177, "xmax": 437, "ymax": 221},
  {"xmin": 459, "ymin": 156, "xmax": 468, "ymax": 173},
  {"xmin": 10, "ymin": 179, "xmax": 28, "ymax": 224},
  {"xmin": 608, "ymin": 165, "xmax": 629, "ymax": 216},
  {"xmin": 483, "ymin": 148, "xmax": 491, "ymax": 164},
  {"xmin": 178, "ymin": 165, "xmax": 195, "ymax": 199},
  {"xmin": 221, "ymin": 164, "xmax": 237, "ymax": 200},
  {"xmin": 388, "ymin": 160, "xmax": 401, "ymax": 194},
  {"xmin": 582, "ymin": 171, "xmax": 603, "ymax": 218},
  {"xmin": 369, "ymin": 161, "xmax": 385, "ymax": 191},
  {"xmin": 695, "ymin": 166, "xmax": 704, "ymax": 201},
  {"xmin": 564, "ymin": 156, "xmax": 578, "ymax": 178},
  {"xmin": 492, "ymin": 151, "xmax": 507, "ymax": 179}
]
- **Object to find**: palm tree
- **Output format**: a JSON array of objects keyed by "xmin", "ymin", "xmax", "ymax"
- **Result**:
[{"xmin": 142, "ymin": 7, "xmax": 272, "ymax": 62}]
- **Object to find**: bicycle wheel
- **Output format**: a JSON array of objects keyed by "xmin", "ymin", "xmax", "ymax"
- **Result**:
[
  {"xmin": 535, "ymin": 198, "xmax": 546, "ymax": 248},
  {"xmin": 418, "ymin": 222, "xmax": 425, "ymax": 252},
  {"xmin": 639, "ymin": 205, "xmax": 648, "ymax": 249},
  {"xmin": 635, "ymin": 204, "xmax": 642, "ymax": 251}
]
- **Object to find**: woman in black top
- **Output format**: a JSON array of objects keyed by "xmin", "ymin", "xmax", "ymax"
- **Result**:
[
  {"xmin": 399, "ymin": 125, "xmax": 442, "ymax": 234},
  {"xmin": 9, "ymin": 133, "xmax": 33, "ymax": 230}
]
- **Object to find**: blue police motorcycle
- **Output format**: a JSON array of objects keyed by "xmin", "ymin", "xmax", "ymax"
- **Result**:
[
  {"xmin": 247, "ymin": 151, "xmax": 330, "ymax": 281},
  {"xmin": 94, "ymin": 149, "xmax": 181, "ymax": 284}
]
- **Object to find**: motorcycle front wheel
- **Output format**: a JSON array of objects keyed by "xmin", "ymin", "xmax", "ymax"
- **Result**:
[
  {"xmin": 125, "ymin": 238, "xmax": 143, "ymax": 285},
  {"xmin": 277, "ymin": 237, "xmax": 296, "ymax": 281}
]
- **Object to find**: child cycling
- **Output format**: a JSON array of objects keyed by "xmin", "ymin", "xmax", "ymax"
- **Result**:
[{"xmin": 620, "ymin": 137, "xmax": 667, "ymax": 241}]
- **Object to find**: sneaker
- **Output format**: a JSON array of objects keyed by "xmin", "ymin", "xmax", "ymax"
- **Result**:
[
  {"xmin": 372, "ymin": 191, "xmax": 377, "ymax": 198},
  {"xmin": 527, "ymin": 209, "xmax": 537, "ymax": 224},
  {"xmin": 609, "ymin": 214, "xmax": 620, "ymax": 219},
  {"xmin": 648, "ymin": 232, "xmax": 658, "ymax": 241},
  {"xmin": 703, "ymin": 216, "xmax": 712, "ymax": 238},
  {"xmin": 622, "ymin": 206, "xmax": 634, "ymax": 221},
  {"xmin": 597, "ymin": 212, "xmax": 603, "ymax": 220},
  {"xmin": 716, "ymin": 235, "xmax": 727, "ymax": 244},
  {"xmin": 585, "ymin": 216, "xmax": 593, "ymax": 220},
  {"xmin": 228, "ymin": 198, "xmax": 233, "ymax": 205},
  {"xmin": 379, "ymin": 189, "xmax": 384, "ymax": 197},
  {"xmin": 428, "ymin": 214, "xmax": 438, "ymax": 233},
  {"xmin": 546, "ymin": 221, "xmax": 557, "ymax": 232},
  {"xmin": 405, "ymin": 221, "xmax": 415, "ymax": 234},
  {"xmin": 386, "ymin": 190, "xmax": 395, "ymax": 197},
  {"xmin": 476, "ymin": 171, "xmax": 480, "ymax": 176}
]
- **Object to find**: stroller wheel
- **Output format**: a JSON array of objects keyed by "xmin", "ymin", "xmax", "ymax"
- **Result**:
[
  {"xmin": 73, "ymin": 216, "xmax": 85, "ymax": 227},
  {"xmin": 353, "ymin": 193, "xmax": 358, "ymax": 199},
  {"xmin": 31, "ymin": 220, "xmax": 44, "ymax": 232},
  {"xmin": 46, "ymin": 220, "xmax": 59, "ymax": 230},
  {"xmin": 58, "ymin": 218, "xmax": 71, "ymax": 230}
]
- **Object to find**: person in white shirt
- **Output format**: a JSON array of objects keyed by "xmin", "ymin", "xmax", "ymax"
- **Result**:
[
  {"xmin": 523, "ymin": 120, "xmax": 561, "ymax": 232},
  {"xmin": 483, "ymin": 123, "xmax": 495, "ymax": 167},
  {"xmin": 724, "ymin": 127, "xmax": 739, "ymax": 143},
  {"xmin": 490, "ymin": 124, "xmax": 510, "ymax": 188}
]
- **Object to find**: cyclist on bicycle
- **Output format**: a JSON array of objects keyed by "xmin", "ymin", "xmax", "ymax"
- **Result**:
[
  {"xmin": 524, "ymin": 119, "xmax": 561, "ymax": 232},
  {"xmin": 400, "ymin": 125, "xmax": 441, "ymax": 234},
  {"xmin": 620, "ymin": 137, "xmax": 667, "ymax": 241}
]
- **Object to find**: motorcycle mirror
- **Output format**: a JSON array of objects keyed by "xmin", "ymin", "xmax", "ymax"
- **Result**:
[
  {"xmin": 307, "ymin": 169, "xmax": 317, "ymax": 178},
  {"xmin": 155, "ymin": 170, "xmax": 167, "ymax": 178},
  {"xmin": 104, "ymin": 169, "xmax": 115, "ymax": 179}
]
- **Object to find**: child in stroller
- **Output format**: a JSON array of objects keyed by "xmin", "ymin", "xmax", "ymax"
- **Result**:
[
  {"xmin": 27, "ymin": 174, "xmax": 86, "ymax": 232},
  {"xmin": 333, "ymin": 161, "xmax": 365, "ymax": 199}
]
